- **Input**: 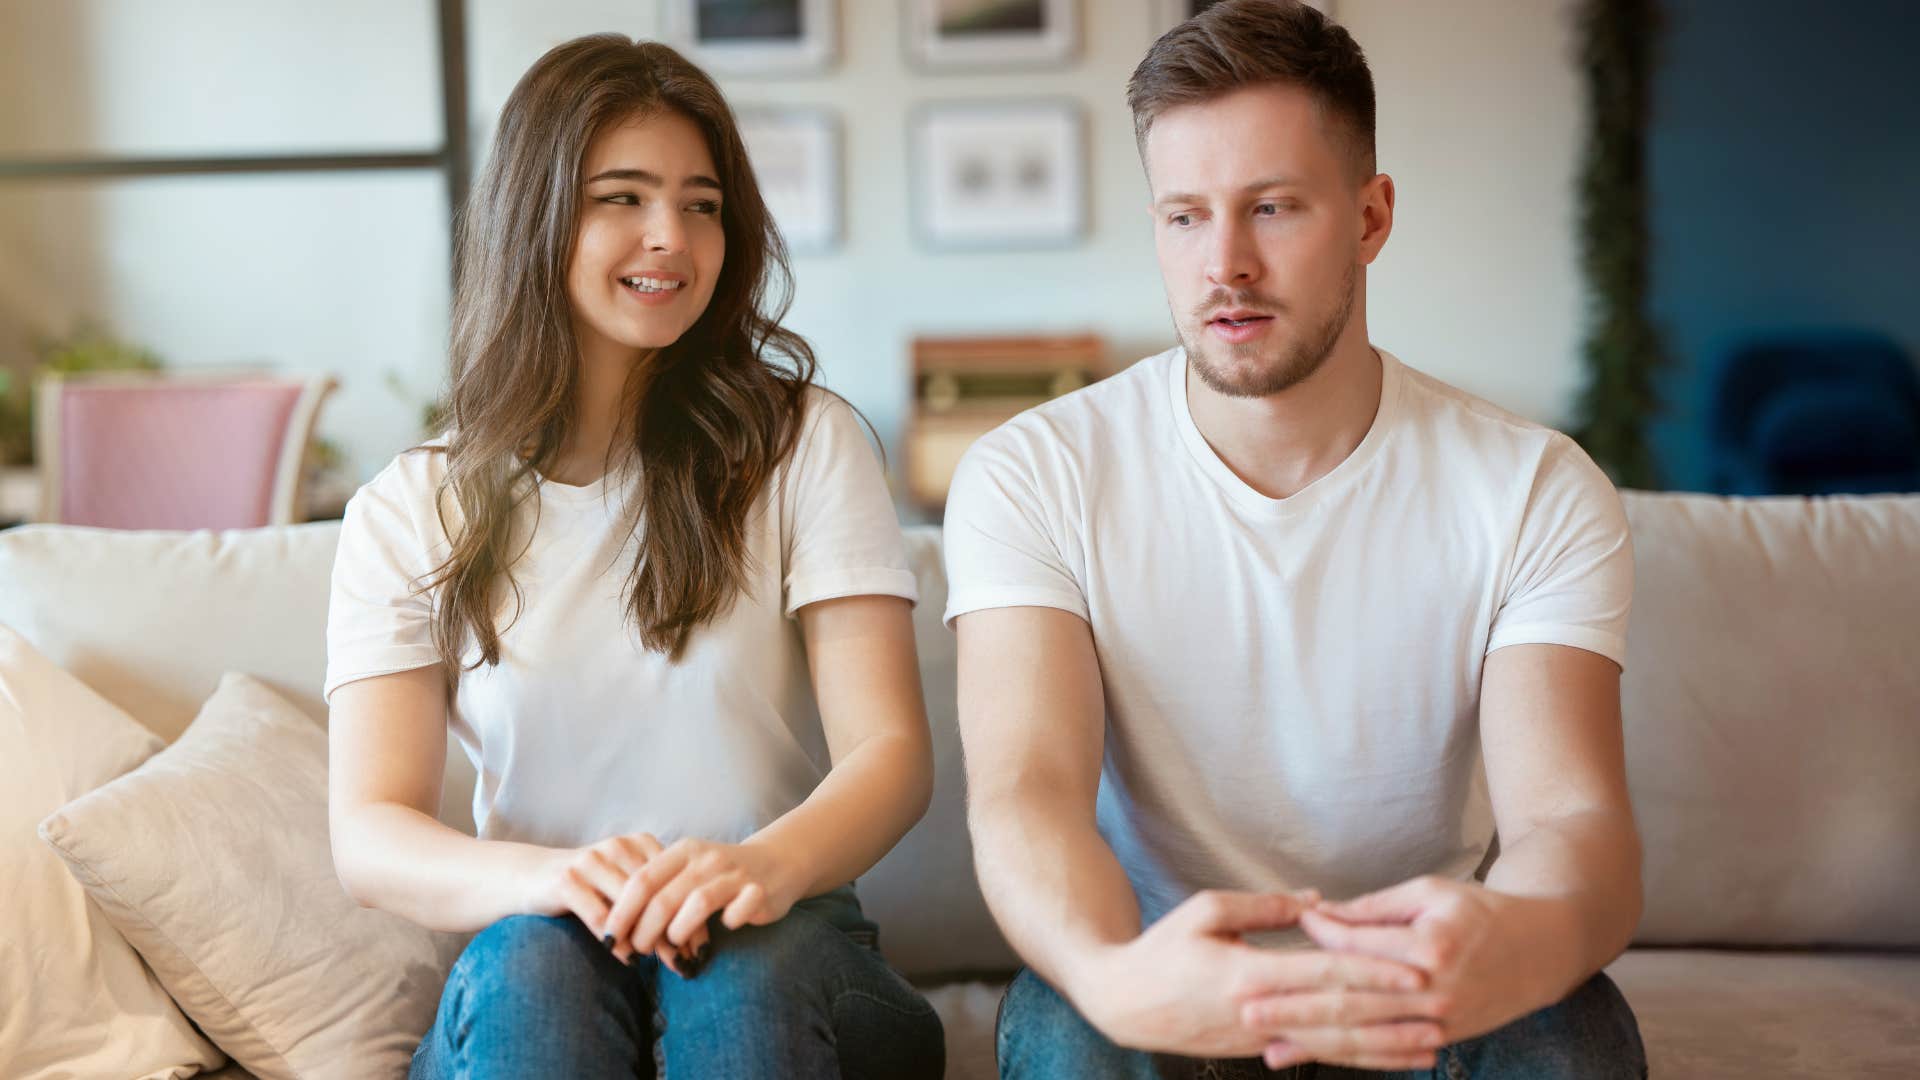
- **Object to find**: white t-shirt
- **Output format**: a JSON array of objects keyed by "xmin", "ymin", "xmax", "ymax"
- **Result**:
[
  {"xmin": 324, "ymin": 389, "xmax": 917, "ymax": 850},
  {"xmin": 943, "ymin": 347, "xmax": 1632, "ymax": 924}
]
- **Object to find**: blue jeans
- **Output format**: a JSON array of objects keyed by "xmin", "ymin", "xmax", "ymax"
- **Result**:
[
  {"xmin": 410, "ymin": 886, "xmax": 945, "ymax": 1079},
  {"xmin": 996, "ymin": 967, "xmax": 1646, "ymax": 1079}
]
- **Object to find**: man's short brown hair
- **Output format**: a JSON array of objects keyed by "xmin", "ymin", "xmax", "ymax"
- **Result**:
[{"xmin": 1127, "ymin": 0, "xmax": 1377, "ymax": 180}]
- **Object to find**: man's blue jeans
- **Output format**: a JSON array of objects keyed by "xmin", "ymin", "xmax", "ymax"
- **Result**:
[
  {"xmin": 996, "ymin": 966, "xmax": 1647, "ymax": 1079},
  {"xmin": 409, "ymin": 886, "xmax": 944, "ymax": 1079}
]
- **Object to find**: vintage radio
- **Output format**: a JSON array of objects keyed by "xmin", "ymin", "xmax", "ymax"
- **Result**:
[{"xmin": 903, "ymin": 332, "xmax": 1107, "ymax": 512}]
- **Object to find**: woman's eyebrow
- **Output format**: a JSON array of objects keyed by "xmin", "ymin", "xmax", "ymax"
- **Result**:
[{"xmin": 585, "ymin": 167, "xmax": 722, "ymax": 191}]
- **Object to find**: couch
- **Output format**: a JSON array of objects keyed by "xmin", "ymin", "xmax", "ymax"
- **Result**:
[{"xmin": 3, "ymin": 491, "xmax": 1917, "ymax": 1079}]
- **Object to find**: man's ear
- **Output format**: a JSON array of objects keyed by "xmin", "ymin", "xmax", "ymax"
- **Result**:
[{"xmin": 1358, "ymin": 172, "xmax": 1395, "ymax": 265}]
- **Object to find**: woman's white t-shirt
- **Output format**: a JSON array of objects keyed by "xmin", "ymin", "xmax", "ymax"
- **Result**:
[{"xmin": 324, "ymin": 389, "xmax": 917, "ymax": 849}]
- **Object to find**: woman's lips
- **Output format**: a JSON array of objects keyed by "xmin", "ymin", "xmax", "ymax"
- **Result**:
[{"xmin": 620, "ymin": 277, "xmax": 687, "ymax": 307}]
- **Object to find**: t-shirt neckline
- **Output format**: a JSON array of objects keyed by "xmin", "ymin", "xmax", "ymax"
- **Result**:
[
  {"xmin": 1167, "ymin": 344, "xmax": 1404, "ymax": 517},
  {"xmin": 533, "ymin": 468, "xmax": 616, "ymax": 506}
]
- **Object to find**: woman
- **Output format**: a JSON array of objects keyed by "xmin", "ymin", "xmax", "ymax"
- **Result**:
[{"xmin": 324, "ymin": 35, "xmax": 945, "ymax": 1079}]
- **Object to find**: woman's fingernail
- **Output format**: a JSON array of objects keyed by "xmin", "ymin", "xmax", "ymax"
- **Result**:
[
  {"xmin": 681, "ymin": 946, "xmax": 710, "ymax": 978},
  {"xmin": 602, "ymin": 933, "xmax": 616, "ymax": 949}
]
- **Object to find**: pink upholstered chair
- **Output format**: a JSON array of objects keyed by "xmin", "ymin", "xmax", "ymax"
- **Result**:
[{"xmin": 34, "ymin": 372, "xmax": 337, "ymax": 529}]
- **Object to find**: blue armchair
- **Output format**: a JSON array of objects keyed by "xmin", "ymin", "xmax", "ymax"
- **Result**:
[{"xmin": 1707, "ymin": 334, "xmax": 1920, "ymax": 495}]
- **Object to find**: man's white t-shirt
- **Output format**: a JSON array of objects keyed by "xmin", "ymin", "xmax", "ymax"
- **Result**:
[
  {"xmin": 942, "ymin": 347, "xmax": 1632, "ymax": 924},
  {"xmin": 324, "ymin": 389, "xmax": 917, "ymax": 850}
]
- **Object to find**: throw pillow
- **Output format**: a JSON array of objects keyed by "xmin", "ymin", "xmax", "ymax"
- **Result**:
[
  {"xmin": 0, "ymin": 624, "xmax": 226, "ymax": 1080},
  {"xmin": 39, "ymin": 672, "xmax": 465, "ymax": 1080}
]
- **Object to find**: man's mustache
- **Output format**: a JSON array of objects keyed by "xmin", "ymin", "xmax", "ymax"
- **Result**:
[{"xmin": 1192, "ymin": 290, "xmax": 1286, "ymax": 321}]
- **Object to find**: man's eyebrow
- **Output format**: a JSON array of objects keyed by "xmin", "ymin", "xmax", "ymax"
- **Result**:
[
  {"xmin": 585, "ymin": 167, "xmax": 722, "ymax": 191},
  {"xmin": 1152, "ymin": 176, "xmax": 1303, "ymax": 208}
]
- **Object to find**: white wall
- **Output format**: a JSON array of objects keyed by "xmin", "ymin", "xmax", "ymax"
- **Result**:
[
  {"xmin": 0, "ymin": 0, "xmax": 1585, "ymax": 486},
  {"xmin": 1344, "ymin": 0, "xmax": 1586, "ymax": 427}
]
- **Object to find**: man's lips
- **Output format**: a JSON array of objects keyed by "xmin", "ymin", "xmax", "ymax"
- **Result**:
[{"xmin": 1209, "ymin": 309, "xmax": 1274, "ymax": 326}]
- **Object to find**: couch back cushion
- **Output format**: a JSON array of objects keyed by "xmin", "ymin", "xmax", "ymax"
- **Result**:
[
  {"xmin": 0, "ymin": 523, "xmax": 479, "ymax": 833},
  {"xmin": 1620, "ymin": 492, "xmax": 1920, "ymax": 947},
  {"xmin": 0, "ymin": 524, "xmax": 336, "ymax": 739}
]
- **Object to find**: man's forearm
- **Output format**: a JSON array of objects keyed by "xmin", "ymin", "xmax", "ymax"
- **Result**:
[
  {"xmin": 1482, "ymin": 808, "xmax": 1643, "ymax": 997},
  {"xmin": 970, "ymin": 788, "xmax": 1141, "ymax": 1005}
]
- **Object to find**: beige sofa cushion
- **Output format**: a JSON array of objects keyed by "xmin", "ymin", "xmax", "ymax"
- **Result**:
[
  {"xmin": 0, "ymin": 625, "xmax": 226, "ymax": 1080},
  {"xmin": 1619, "ymin": 493, "xmax": 1920, "ymax": 947},
  {"xmin": 0, "ymin": 523, "xmax": 476, "ymax": 832},
  {"xmin": 0, "ymin": 524, "xmax": 337, "ymax": 740},
  {"xmin": 1606, "ymin": 949, "xmax": 1920, "ymax": 1079},
  {"xmin": 39, "ymin": 673, "xmax": 465, "ymax": 1080}
]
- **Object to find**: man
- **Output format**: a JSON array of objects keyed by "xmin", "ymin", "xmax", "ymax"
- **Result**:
[{"xmin": 942, "ymin": 2, "xmax": 1648, "ymax": 1077}]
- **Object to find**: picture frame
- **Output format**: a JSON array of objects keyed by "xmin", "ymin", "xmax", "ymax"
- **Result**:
[
  {"xmin": 736, "ymin": 107, "xmax": 842, "ymax": 254},
  {"xmin": 905, "ymin": 0, "xmax": 1077, "ymax": 72},
  {"xmin": 1153, "ymin": 0, "xmax": 1331, "ymax": 31},
  {"xmin": 663, "ymin": 0, "xmax": 838, "ymax": 76},
  {"xmin": 909, "ymin": 100, "xmax": 1086, "ymax": 251}
]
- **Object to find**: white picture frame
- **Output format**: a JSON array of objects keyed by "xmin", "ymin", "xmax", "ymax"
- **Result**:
[
  {"xmin": 663, "ymin": 0, "xmax": 838, "ymax": 76},
  {"xmin": 910, "ymin": 101, "xmax": 1086, "ymax": 250},
  {"xmin": 737, "ymin": 107, "xmax": 842, "ymax": 254},
  {"xmin": 906, "ymin": 0, "xmax": 1077, "ymax": 72},
  {"xmin": 1154, "ymin": 0, "xmax": 1332, "ymax": 31}
]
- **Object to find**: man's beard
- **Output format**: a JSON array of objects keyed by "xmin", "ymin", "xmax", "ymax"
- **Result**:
[{"xmin": 1178, "ymin": 263, "xmax": 1357, "ymax": 399}]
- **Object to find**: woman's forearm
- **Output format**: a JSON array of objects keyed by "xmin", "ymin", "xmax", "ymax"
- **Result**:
[{"xmin": 331, "ymin": 801, "xmax": 557, "ymax": 933}]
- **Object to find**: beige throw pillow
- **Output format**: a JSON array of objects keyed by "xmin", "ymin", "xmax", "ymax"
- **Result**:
[
  {"xmin": 0, "ymin": 624, "xmax": 226, "ymax": 1080},
  {"xmin": 39, "ymin": 672, "xmax": 466, "ymax": 1080}
]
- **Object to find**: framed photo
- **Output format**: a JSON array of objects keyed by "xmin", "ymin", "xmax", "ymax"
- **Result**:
[
  {"xmin": 663, "ymin": 0, "xmax": 838, "ymax": 76},
  {"xmin": 910, "ymin": 101, "xmax": 1085, "ymax": 250},
  {"xmin": 737, "ymin": 108, "xmax": 841, "ymax": 254},
  {"xmin": 1154, "ymin": 0, "xmax": 1331, "ymax": 30},
  {"xmin": 906, "ymin": 0, "xmax": 1077, "ymax": 71}
]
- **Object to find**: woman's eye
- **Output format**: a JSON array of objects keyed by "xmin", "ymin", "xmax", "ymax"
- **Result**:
[
  {"xmin": 688, "ymin": 200, "xmax": 722, "ymax": 216},
  {"xmin": 599, "ymin": 193, "xmax": 639, "ymax": 206}
]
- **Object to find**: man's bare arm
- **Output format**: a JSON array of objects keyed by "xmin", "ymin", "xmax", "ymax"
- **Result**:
[
  {"xmin": 1477, "ymin": 642, "xmax": 1643, "ymax": 989},
  {"xmin": 956, "ymin": 606, "xmax": 1139, "ymax": 997}
]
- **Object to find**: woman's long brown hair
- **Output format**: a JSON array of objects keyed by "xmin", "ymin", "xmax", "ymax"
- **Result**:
[{"xmin": 422, "ymin": 35, "xmax": 816, "ymax": 667}]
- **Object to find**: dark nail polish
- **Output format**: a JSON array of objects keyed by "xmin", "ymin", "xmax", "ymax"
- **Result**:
[
  {"xmin": 623, "ymin": 952, "xmax": 641, "ymax": 968},
  {"xmin": 602, "ymin": 933, "xmax": 616, "ymax": 949},
  {"xmin": 681, "ymin": 945, "xmax": 711, "ymax": 978}
]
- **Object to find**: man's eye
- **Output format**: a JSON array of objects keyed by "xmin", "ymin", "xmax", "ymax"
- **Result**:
[{"xmin": 1170, "ymin": 213, "xmax": 1195, "ymax": 227}]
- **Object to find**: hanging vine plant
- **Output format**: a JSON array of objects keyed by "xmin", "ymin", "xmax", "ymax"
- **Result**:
[{"xmin": 1570, "ymin": 0, "xmax": 1667, "ymax": 489}]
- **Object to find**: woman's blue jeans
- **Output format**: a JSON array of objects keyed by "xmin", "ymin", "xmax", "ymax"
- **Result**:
[{"xmin": 409, "ymin": 886, "xmax": 945, "ymax": 1079}]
